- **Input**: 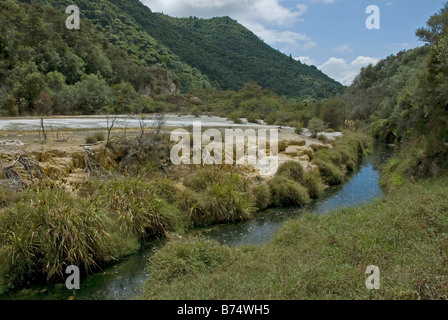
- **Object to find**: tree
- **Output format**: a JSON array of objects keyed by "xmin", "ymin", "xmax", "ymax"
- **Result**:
[
  {"xmin": 415, "ymin": 3, "xmax": 448, "ymax": 157},
  {"xmin": 416, "ymin": 3, "xmax": 448, "ymax": 44},
  {"xmin": 33, "ymin": 91, "xmax": 53, "ymax": 115},
  {"xmin": 4, "ymin": 95, "xmax": 19, "ymax": 116},
  {"xmin": 12, "ymin": 71, "xmax": 46, "ymax": 113},
  {"xmin": 308, "ymin": 118, "xmax": 327, "ymax": 137},
  {"xmin": 320, "ymin": 99, "xmax": 343, "ymax": 129},
  {"xmin": 111, "ymin": 81, "xmax": 138, "ymax": 114},
  {"xmin": 72, "ymin": 74, "xmax": 113, "ymax": 114}
]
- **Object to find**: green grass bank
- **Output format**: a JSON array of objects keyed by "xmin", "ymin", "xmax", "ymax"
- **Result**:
[{"xmin": 141, "ymin": 178, "xmax": 448, "ymax": 300}]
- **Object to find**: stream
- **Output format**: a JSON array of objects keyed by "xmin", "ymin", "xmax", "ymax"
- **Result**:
[{"xmin": 0, "ymin": 146, "xmax": 390, "ymax": 300}]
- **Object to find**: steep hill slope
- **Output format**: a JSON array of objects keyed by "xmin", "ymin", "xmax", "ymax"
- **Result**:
[
  {"xmin": 0, "ymin": 0, "xmax": 209, "ymax": 115},
  {"xmin": 343, "ymin": 4, "xmax": 448, "ymax": 184},
  {"xmin": 110, "ymin": 0, "xmax": 344, "ymax": 99},
  {"xmin": 28, "ymin": 0, "xmax": 344, "ymax": 98},
  {"xmin": 35, "ymin": 0, "xmax": 212, "ymax": 93},
  {"xmin": 1, "ymin": 0, "xmax": 345, "ymax": 117}
]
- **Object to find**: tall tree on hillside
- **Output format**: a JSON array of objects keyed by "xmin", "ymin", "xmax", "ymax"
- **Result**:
[{"xmin": 416, "ymin": 2, "xmax": 448, "ymax": 158}]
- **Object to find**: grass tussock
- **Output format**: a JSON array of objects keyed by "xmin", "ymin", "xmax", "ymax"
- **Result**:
[
  {"xmin": 180, "ymin": 168, "xmax": 255, "ymax": 226},
  {"xmin": 302, "ymin": 170, "xmax": 325, "ymax": 199},
  {"xmin": 141, "ymin": 178, "xmax": 448, "ymax": 300},
  {"xmin": 275, "ymin": 161, "xmax": 324, "ymax": 200},
  {"xmin": 0, "ymin": 187, "xmax": 22, "ymax": 208},
  {"xmin": 313, "ymin": 132, "xmax": 371, "ymax": 185},
  {"xmin": 276, "ymin": 161, "xmax": 304, "ymax": 183},
  {"xmin": 89, "ymin": 177, "xmax": 184, "ymax": 240},
  {"xmin": 379, "ymin": 138, "xmax": 447, "ymax": 190},
  {"xmin": 85, "ymin": 132, "xmax": 106, "ymax": 144},
  {"xmin": 0, "ymin": 189, "xmax": 113, "ymax": 291},
  {"xmin": 268, "ymin": 176, "xmax": 310, "ymax": 207},
  {"xmin": 278, "ymin": 141, "xmax": 288, "ymax": 153},
  {"xmin": 151, "ymin": 178, "xmax": 182, "ymax": 205},
  {"xmin": 313, "ymin": 158, "xmax": 344, "ymax": 186},
  {"xmin": 0, "ymin": 175, "xmax": 188, "ymax": 293},
  {"xmin": 251, "ymin": 184, "xmax": 271, "ymax": 210},
  {"xmin": 147, "ymin": 237, "xmax": 233, "ymax": 285}
]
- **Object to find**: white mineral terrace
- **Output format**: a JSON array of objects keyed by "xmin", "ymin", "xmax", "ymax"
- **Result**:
[{"xmin": 0, "ymin": 115, "xmax": 291, "ymax": 132}]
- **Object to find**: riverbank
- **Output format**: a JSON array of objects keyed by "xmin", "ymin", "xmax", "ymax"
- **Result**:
[
  {"xmin": 0, "ymin": 152, "xmax": 383, "ymax": 300},
  {"xmin": 0, "ymin": 124, "xmax": 371, "ymax": 296},
  {"xmin": 141, "ymin": 177, "xmax": 448, "ymax": 300}
]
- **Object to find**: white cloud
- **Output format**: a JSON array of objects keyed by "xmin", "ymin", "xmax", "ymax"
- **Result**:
[
  {"xmin": 241, "ymin": 21, "xmax": 316, "ymax": 49},
  {"xmin": 332, "ymin": 44, "xmax": 354, "ymax": 53},
  {"xmin": 144, "ymin": 0, "xmax": 306, "ymax": 27},
  {"xmin": 318, "ymin": 56, "xmax": 379, "ymax": 85},
  {"xmin": 307, "ymin": 0, "xmax": 337, "ymax": 3},
  {"xmin": 394, "ymin": 42, "xmax": 412, "ymax": 49},
  {"xmin": 143, "ymin": 0, "xmax": 316, "ymax": 49},
  {"xmin": 296, "ymin": 56, "xmax": 316, "ymax": 65}
]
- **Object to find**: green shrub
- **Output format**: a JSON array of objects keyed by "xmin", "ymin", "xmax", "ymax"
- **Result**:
[
  {"xmin": 276, "ymin": 161, "xmax": 305, "ymax": 183},
  {"xmin": 93, "ymin": 132, "xmax": 106, "ymax": 142},
  {"xmin": 181, "ymin": 169, "xmax": 255, "ymax": 226},
  {"xmin": 91, "ymin": 178, "xmax": 177, "ymax": 240},
  {"xmin": 202, "ymin": 182, "xmax": 255, "ymax": 224},
  {"xmin": 302, "ymin": 170, "xmax": 325, "ymax": 199},
  {"xmin": 85, "ymin": 135, "xmax": 97, "ymax": 144},
  {"xmin": 146, "ymin": 237, "xmax": 232, "ymax": 283},
  {"xmin": 0, "ymin": 189, "xmax": 113, "ymax": 286},
  {"xmin": 0, "ymin": 187, "xmax": 22, "ymax": 208},
  {"xmin": 265, "ymin": 113, "xmax": 276, "ymax": 125},
  {"xmin": 252, "ymin": 184, "xmax": 271, "ymax": 210},
  {"xmin": 246, "ymin": 113, "xmax": 260, "ymax": 124},
  {"xmin": 295, "ymin": 123, "xmax": 304, "ymax": 135},
  {"xmin": 313, "ymin": 159, "xmax": 343, "ymax": 186},
  {"xmin": 278, "ymin": 141, "xmax": 288, "ymax": 153},
  {"xmin": 229, "ymin": 111, "xmax": 243, "ymax": 124},
  {"xmin": 192, "ymin": 107, "xmax": 201, "ymax": 117},
  {"xmin": 268, "ymin": 176, "xmax": 310, "ymax": 207},
  {"xmin": 152, "ymin": 178, "xmax": 181, "ymax": 204},
  {"xmin": 308, "ymin": 118, "xmax": 327, "ymax": 137}
]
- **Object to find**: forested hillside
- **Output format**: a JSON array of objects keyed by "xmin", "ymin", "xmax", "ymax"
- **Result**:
[
  {"xmin": 109, "ymin": 0, "xmax": 343, "ymax": 99},
  {"xmin": 38, "ymin": 0, "xmax": 211, "ymax": 92},
  {"xmin": 0, "ymin": 0, "xmax": 344, "ymax": 118},
  {"xmin": 0, "ymin": 0, "xmax": 205, "ymax": 116},
  {"xmin": 344, "ymin": 4, "xmax": 448, "ymax": 184}
]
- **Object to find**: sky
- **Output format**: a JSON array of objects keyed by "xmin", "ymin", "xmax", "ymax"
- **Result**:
[{"xmin": 141, "ymin": 0, "xmax": 446, "ymax": 85}]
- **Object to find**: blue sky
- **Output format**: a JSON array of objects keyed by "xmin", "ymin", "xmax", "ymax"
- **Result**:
[{"xmin": 142, "ymin": 0, "xmax": 446, "ymax": 85}]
